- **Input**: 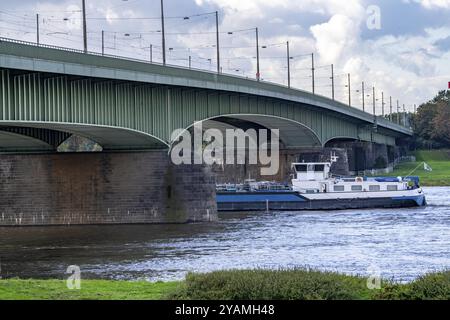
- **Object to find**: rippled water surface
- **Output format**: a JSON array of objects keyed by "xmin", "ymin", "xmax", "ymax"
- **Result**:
[{"xmin": 1, "ymin": 187, "xmax": 449, "ymax": 282}]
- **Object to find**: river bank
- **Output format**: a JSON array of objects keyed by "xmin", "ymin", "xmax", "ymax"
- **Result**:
[
  {"xmin": 0, "ymin": 269, "xmax": 448, "ymax": 300},
  {"xmin": 383, "ymin": 150, "xmax": 450, "ymax": 186}
]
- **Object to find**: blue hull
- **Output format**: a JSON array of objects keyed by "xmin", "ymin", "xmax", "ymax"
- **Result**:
[{"xmin": 216, "ymin": 192, "xmax": 426, "ymax": 212}]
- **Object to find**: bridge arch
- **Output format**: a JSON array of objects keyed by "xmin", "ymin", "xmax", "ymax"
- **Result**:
[
  {"xmin": 323, "ymin": 136, "xmax": 361, "ymax": 147},
  {"xmin": 0, "ymin": 129, "xmax": 55, "ymax": 151},
  {"xmin": 171, "ymin": 114, "xmax": 323, "ymax": 149},
  {"xmin": 0, "ymin": 121, "xmax": 169, "ymax": 151}
]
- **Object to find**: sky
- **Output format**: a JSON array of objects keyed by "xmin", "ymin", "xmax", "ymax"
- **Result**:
[{"xmin": 0, "ymin": 0, "xmax": 449, "ymax": 114}]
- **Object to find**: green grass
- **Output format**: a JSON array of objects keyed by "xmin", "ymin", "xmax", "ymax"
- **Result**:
[
  {"xmin": 414, "ymin": 149, "xmax": 450, "ymax": 162},
  {"xmin": 0, "ymin": 279, "xmax": 179, "ymax": 300},
  {"xmin": 1, "ymin": 269, "xmax": 449, "ymax": 300},
  {"xmin": 375, "ymin": 150, "xmax": 450, "ymax": 186},
  {"xmin": 386, "ymin": 161, "xmax": 450, "ymax": 186}
]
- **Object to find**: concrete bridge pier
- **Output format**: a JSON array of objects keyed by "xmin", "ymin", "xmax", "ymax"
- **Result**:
[
  {"xmin": 0, "ymin": 151, "xmax": 218, "ymax": 226},
  {"xmin": 212, "ymin": 141, "xmax": 401, "ymax": 184},
  {"xmin": 324, "ymin": 141, "xmax": 396, "ymax": 175}
]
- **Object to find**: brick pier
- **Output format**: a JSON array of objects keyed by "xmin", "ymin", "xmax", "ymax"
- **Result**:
[{"xmin": 0, "ymin": 151, "xmax": 217, "ymax": 226}]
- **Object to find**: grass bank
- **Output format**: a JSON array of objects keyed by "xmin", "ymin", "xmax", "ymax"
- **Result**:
[
  {"xmin": 1, "ymin": 269, "xmax": 449, "ymax": 300},
  {"xmin": 380, "ymin": 150, "xmax": 450, "ymax": 186},
  {"xmin": 0, "ymin": 279, "xmax": 179, "ymax": 300}
]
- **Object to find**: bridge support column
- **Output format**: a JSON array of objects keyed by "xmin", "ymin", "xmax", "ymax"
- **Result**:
[
  {"xmin": 325, "ymin": 141, "xmax": 399, "ymax": 175},
  {"xmin": 211, "ymin": 143, "xmax": 402, "ymax": 183},
  {"xmin": 0, "ymin": 151, "xmax": 217, "ymax": 226},
  {"xmin": 212, "ymin": 147, "xmax": 350, "ymax": 184}
]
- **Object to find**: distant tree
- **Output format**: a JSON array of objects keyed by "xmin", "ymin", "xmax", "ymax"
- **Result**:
[
  {"xmin": 413, "ymin": 103, "xmax": 438, "ymax": 141},
  {"xmin": 431, "ymin": 101, "xmax": 450, "ymax": 145},
  {"xmin": 411, "ymin": 90, "xmax": 450, "ymax": 149},
  {"xmin": 429, "ymin": 90, "xmax": 450, "ymax": 103}
]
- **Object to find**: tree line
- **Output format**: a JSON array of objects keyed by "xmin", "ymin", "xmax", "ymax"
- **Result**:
[{"xmin": 411, "ymin": 90, "xmax": 450, "ymax": 149}]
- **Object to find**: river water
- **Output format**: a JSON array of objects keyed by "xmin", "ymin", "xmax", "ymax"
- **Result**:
[{"xmin": 0, "ymin": 187, "xmax": 449, "ymax": 282}]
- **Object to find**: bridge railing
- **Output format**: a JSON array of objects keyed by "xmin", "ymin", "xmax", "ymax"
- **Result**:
[
  {"xmin": 0, "ymin": 36, "xmax": 168, "ymax": 67},
  {"xmin": 0, "ymin": 36, "xmax": 235, "ymax": 77},
  {"xmin": 0, "ymin": 36, "xmax": 411, "ymax": 133}
]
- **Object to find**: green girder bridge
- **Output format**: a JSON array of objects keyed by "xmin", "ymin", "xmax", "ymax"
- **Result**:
[{"xmin": 0, "ymin": 38, "xmax": 412, "ymax": 152}]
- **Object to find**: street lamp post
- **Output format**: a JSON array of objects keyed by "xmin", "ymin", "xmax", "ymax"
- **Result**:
[
  {"xmin": 347, "ymin": 73, "xmax": 351, "ymax": 107},
  {"xmin": 287, "ymin": 41, "xmax": 291, "ymax": 88},
  {"xmin": 397, "ymin": 100, "xmax": 400, "ymax": 125},
  {"xmin": 215, "ymin": 11, "xmax": 220, "ymax": 74},
  {"xmin": 161, "ymin": 0, "xmax": 166, "ymax": 65},
  {"xmin": 256, "ymin": 27, "xmax": 260, "ymax": 81},
  {"xmin": 36, "ymin": 14, "xmax": 40, "ymax": 45},
  {"xmin": 373, "ymin": 87, "xmax": 378, "ymax": 129},
  {"xmin": 389, "ymin": 96, "xmax": 393, "ymax": 122},
  {"xmin": 381, "ymin": 91, "xmax": 385, "ymax": 117},
  {"xmin": 101, "ymin": 30, "xmax": 104, "ymax": 55},
  {"xmin": 141, "ymin": 44, "xmax": 154, "ymax": 62},
  {"xmin": 372, "ymin": 87, "xmax": 376, "ymax": 116},
  {"xmin": 403, "ymin": 104, "xmax": 406, "ymax": 126},
  {"xmin": 151, "ymin": 44, "xmax": 153, "ymax": 63},
  {"xmin": 82, "ymin": 0, "xmax": 87, "ymax": 53},
  {"xmin": 362, "ymin": 82, "xmax": 365, "ymax": 112},
  {"xmin": 311, "ymin": 53, "xmax": 315, "ymax": 94},
  {"xmin": 331, "ymin": 64, "xmax": 335, "ymax": 100}
]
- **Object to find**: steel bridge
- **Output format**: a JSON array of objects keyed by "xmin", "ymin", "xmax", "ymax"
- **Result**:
[{"xmin": 0, "ymin": 38, "xmax": 412, "ymax": 152}]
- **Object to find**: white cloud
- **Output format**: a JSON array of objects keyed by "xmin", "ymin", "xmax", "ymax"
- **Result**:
[
  {"xmin": 196, "ymin": 0, "xmax": 365, "ymax": 18},
  {"xmin": 269, "ymin": 18, "xmax": 283, "ymax": 24},
  {"xmin": 338, "ymin": 26, "xmax": 450, "ymax": 107},
  {"xmin": 406, "ymin": 0, "xmax": 450, "ymax": 9},
  {"xmin": 310, "ymin": 14, "xmax": 361, "ymax": 64}
]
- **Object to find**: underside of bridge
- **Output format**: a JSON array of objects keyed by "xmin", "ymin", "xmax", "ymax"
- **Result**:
[
  {"xmin": 181, "ymin": 114, "xmax": 323, "ymax": 149},
  {"xmin": 0, "ymin": 122, "xmax": 168, "ymax": 152},
  {"xmin": 0, "ymin": 114, "xmax": 327, "ymax": 153},
  {"xmin": 0, "ymin": 113, "xmax": 323, "ymax": 152}
]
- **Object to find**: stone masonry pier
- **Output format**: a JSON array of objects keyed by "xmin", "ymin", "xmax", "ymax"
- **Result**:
[{"xmin": 0, "ymin": 151, "xmax": 217, "ymax": 226}]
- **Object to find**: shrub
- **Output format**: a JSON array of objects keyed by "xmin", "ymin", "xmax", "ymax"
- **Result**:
[
  {"xmin": 167, "ymin": 268, "xmax": 372, "ymax": 300},
  {"xmin": 167, "ymin": 269, "xmax": 450, "ymax": 300},
  {"xmin": 376, "ymin": 271, "xmax": 450, "ymax": 300}
]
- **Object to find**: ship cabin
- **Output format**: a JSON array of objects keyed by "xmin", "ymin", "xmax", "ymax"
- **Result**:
[{"xmin": 291, "ymin": 162, "xmax": 411, "ymax": 194}]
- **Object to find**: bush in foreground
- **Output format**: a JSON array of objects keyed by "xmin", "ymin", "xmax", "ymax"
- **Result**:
[
  {"xmin": 375, "ymin": 271, "xmax": 450, "ymax": 300},
  {"xmin": 168, "ymin": 269, "xmax": 373, "ymax": 300},
  {"xmin": 167, "ymin": 269, "xmax": 450, "ymax": 300}
]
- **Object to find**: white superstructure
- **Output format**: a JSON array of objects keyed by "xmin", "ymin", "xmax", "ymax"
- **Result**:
[{"xmin": 290, "ymin": 162, "xmax": 424, "ymax": 203}]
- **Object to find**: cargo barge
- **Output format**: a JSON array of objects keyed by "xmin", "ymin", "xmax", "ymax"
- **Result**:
[{"xmin": 216, "ymin": 161, "xmax": 426, "ymax": 212}]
